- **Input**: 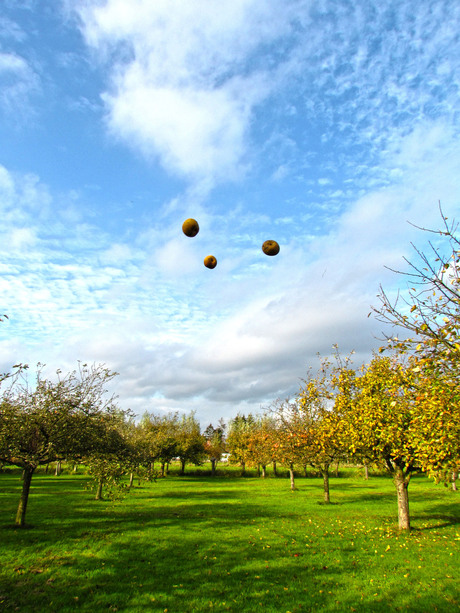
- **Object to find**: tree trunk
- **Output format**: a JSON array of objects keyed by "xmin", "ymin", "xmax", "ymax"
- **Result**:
[
  {"xmin": 211, "ymin": 459, "xmax": 216, "ymax": 476},
  {"xmin": 452, "ymin": 470, "xmax": 458, "ymax": 492},
  {"xmin": 166, "ymin": 461, "xmax": 170, "ymax": 475},
  {"xmin": 394, "ymin": 468, "xmax": 411, "ymax": 531},
  {"xmin": 241, "ymin": 461, "xmax": 246, "ymax": 476},
  {"xmin": 261, "ymin": 465, "xmax": 266, "ymax": 479},
  {"xmin": 322, "ymin": 468, "xmax": 330, "ymax": 503},
  {"xmin": 364, "ymin": 463, "xmax": 369, "ymax": 480},
  {"xmin": 55, "ymin": 461, "xmax": 62, "ymax": 476},
  {"xmin": 303, "ymin": 464, "xmax": 308, "ymax": 477},
  {"xmin": 73, "ymin": 463, "xmax": 78, "ymax": 473},
  {"xmin": 257, "ymin": 464, "xmax": 261, "ymax": 477},
  {"xmin": 95, "ymin": 478, "xmax": 104, "ymax": 500},
  {"xmin": 16, "ymin": 465, "xmax": 35, "ymax": 527},
  {"xmin": 335, "ymin": 461, "xmax": 339, "ymax": 477},
  {"xmin": 129, "ymin": 472, "xmax": 134, "ymax": 488},
  {"xmin": 273, "ymin": 460, "xmax": 277, "ymax": 476},
  {"xmin": 179, "ymin": 459, "xmax": 186, "ymax": 475},
  {"xmin": 160, "ymin": 462, "xmax": 165, "ymax": 477},
  {"xmin": 289, "ymin": 464, "xmax": 296, "ymax": 491}
]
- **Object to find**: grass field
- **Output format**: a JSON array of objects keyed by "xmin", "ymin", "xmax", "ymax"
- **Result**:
[{"xmin": 0, "ymin": 466, "xmax": 458, "ymax": 612}]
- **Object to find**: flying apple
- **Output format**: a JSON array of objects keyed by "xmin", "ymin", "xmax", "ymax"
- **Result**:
[
  {"xmin": 262, "ymin": 240, "xmax": 280, "ymax": 256},
  {"xmin": 204, "ymin": 255, "xmax": 217, "ymax": 269},
  {"xmin": 182, "ymin": 218, "xmax": 200, "ymax": 237}
]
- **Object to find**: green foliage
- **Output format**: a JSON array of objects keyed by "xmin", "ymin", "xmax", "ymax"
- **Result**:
[
  {"xmin": 297, "ymin": 355, "xmax": 349, "ymax": 469},
  {"xmin": 0, "ymin": 363, "xmax": 130, "ymax": 524},
  {"xmin": 226, "ymin": 413, "xmax": 256, "ymax": 472},
  {"xmin": 140, "ymin": 411, "xmax": 179, "ymax": 471},
  {"xmin": 204, "ymin": 421, "xmax": 227, "ymax": 473},
  {"xmin": 268, "ymin": 400, "xmax": 308, "ymax": 469},
  {"xmin": 0, "ymin": 363, "xmax": 120, "ymax": 470},
  {"xmin": 247, "ymin": 415, "xmax": 278, "ymax": 471},
  {"xmin": 339, "ymin": 356, "xmax": 418, "ymax": 474},
  {"xmin": 175, "ymin": 411, "xmax": 206, "ymax": 473},
  {"xmin": 85, "ymin": 457, "xmax": 130, "ymax": 500},
  {"xmin": 83, "ymin": 413, "xmax": 135, "ymax": 500}
]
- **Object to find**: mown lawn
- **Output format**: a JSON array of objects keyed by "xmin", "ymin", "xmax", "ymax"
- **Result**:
[{"xmin": 0, "ymin": 467, "xmax": 458, "ymax": 612}]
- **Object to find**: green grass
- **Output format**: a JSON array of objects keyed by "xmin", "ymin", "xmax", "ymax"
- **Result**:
[{"xmin": 0, "ymin": 468, "xmax": 459, "ymax": 612}]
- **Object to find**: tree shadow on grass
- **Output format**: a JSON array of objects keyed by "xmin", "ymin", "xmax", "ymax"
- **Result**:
[
  {"xmin": 153, "ymin": 487, "xmax": 244, "ymax": 500},
  {"xmin": 341, "ymin": 492, "xmax": 395, "ymax": 504},
  {"xmin": 412, "ymin": 502, "xmax": 460, "ymax": 530},
  {"xmin": 1, "ymin": 475, "xmax": 459, "ymax": 612},
  {"xmin": 1, "ymin": 487, "xmax": 295, "ymax": 548},
  {"xmin": 2, "ymin": 511, "xmax": 457, "ymax": 613}
]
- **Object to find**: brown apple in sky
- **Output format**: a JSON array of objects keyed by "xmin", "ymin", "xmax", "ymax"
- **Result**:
[
  {"xmin": 182, "ymin": 218, "xmax": 200, "ymax": 237},
  {"xmin": 204, "ymin": 255, "xmax": 217, "ymax": 269},
  {"xmin": 262, "ymin": 240, "xmax": 280, "ymax": 256}
]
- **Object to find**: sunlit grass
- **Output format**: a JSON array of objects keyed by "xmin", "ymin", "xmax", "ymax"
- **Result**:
[{"xmin": 0, "ymin": 467, "xmax": 458, "ymax": 612}]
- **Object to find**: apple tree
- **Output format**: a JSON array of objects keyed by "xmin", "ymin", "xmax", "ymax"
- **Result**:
[
  {"xmin": 226, "ymin": 414, "xmax": 256, "ymax": 476},
  {"xmin": 375, "ymin": 207, "xmax": 460, "ymax": 362},
  {"xmin": 140, "ymin": 412, "xmax": 179, "ymax": 477},
  {"xmin": 203, "ymin": 420, "xmax": 226, "ymax": 476},
  {"xmin": 0, "ymin": 363, "xmax": 123, "ymax": 526},
  {"xmin": 297, "ymin": 361, "xmax": 348, "ymax": 503},
  {"xmin": 269, "ymin": 400, "xmax": 310, "ymax": 491},
  {"xmin": 247, "ymin": 415, "xmax": 278, "ymax": 478},
  {"xmin": 175, "ymin": 412, "xmax": 206, "ymax": 475},
  {"xmin": 337, "ymin": 355, "xmax": 424, "ymax": 531},
  {"xmin": 374, "ymin": 207, "xmax": 460, "ymax": 486}
]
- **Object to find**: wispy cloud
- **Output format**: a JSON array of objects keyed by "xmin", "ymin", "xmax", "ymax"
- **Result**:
[
  {"xmin": 0, "ymin": 52, "xmax": 40, "ymax": 117},
  {"xmin": 0, "ymin": 16, "xmax": 28, "ymax": 43},
  {"xmin": 74, "ymin": 0, "xmax": 460, "ymax": 199},
  {"xmin": 74, "ymin": 0, "xmax": 308, "ymax": 184}
]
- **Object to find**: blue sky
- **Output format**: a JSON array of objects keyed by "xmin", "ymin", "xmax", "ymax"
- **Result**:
[{"xmin": 0, "ymin": 0, "xmax": 459, "ymax": 426}]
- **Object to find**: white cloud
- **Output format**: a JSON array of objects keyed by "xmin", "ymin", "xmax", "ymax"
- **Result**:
[
  {"xmin": 72, "ymin": 0, "xmax": 460, "ymax": 195},
  {"xmin": 104, "ymin": 77, "xmax": 261, "ymax": 181},
  {"xmin": 7, "ymin": 228, "xmax": 37, "ymax": 251},
  {"xmin": 75, "ymin": 0, "xmax": 306, "ymax": 183},
  {"xmin": 0, "ymin": 16, "xmax": 28, "ymax": 42},
  {"xmin": 99, "ymin": 243, "xmax": 133, "ymax": 266},
  {"xmin": 0, "ymin": 52, "xmax": 40, "ymax": 116},
  {"xmin": 0, "ymin": 165, "xmax": 15, "ymax": 201},
  {"xmin": 0, "ymin": 53, "xmax": 28, "ymax": 72}
]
